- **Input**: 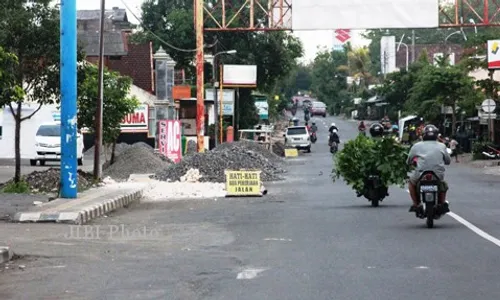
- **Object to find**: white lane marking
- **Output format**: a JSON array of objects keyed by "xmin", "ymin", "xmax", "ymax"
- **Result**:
[
  {"xmin": 447, "ymin": 212, "xmax": 500, "ymax": 247},
  {"xmin": 236, "ymin": 268, "xmax": 267, "ymax": 279},
  {"xmin": 405, "ymin": 189, "xmax": 500, "ymax": 247},
  {"xmin": 415, "ymin": 266, "xmax": 429, "ymax": 269},
  {"xmin": 264, "ymin": 238, "xmax": 292, "ymax": 241}
]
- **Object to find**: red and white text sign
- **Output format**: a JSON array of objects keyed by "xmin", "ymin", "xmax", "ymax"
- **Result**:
[
  {"xmin": 121, "ymin": 104, "xmax": 149, "ymax": 132},
  {"xmin": 158, "ymin": 120, "xmax": 182, "ymax": 163}
]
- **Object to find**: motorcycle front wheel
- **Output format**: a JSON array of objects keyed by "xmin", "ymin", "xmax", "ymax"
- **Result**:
[{"xmin": 426, "ymin": 205, "xmax": 435, "ymax": 228}]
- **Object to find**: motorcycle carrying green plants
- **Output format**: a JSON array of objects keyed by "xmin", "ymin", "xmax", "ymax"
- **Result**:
[{"xmin": 332, "ymin": 135, "xmax": 412, "ymax": 195}]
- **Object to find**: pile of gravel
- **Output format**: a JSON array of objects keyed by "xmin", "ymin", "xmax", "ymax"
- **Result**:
[
  {"xmin": 104, "ymin": 143, "xmax": 171, "ymax": 180},
  {"xmin": 86, "ymin": 142, "xmax": 153, "ymax": 157},
  {"xmin": 155, "ymin": 141, "xmax": 286, "ymax": 183},
  {"xmin": 22, "ymin": 168, "xmax": 94, "ymax": 194}
]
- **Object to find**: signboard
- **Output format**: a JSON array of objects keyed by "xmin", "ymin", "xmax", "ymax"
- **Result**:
[
  {"xmin": 222, "ymin": 65, "xmax": 257, "ymax": 87},
  {"xmin": 381, "ymin": 36, "xmax": 396, "ymax": 74},
  {"xmin": 121, "ymin": 105, "xmax": 149, "ymax": 132},
  {"xmin": 482, "ymin": 99, "xmax": 496, "ymax": 113},
  {"xmin": 488, "ymin": 40, "xmax": 500, "ymax": 69},
  {"xmin": 333, "ymin": 29, "xmax": 351, "ymax": 51},
  {"xmin": 292, "ymin": 0, "xmax": 438, "ymax": 30},
  {"xmin": 172, "ymin": 85, "xmax": 191, "ymax": 99},
  {"xmin": 158, "ymin": 120, "xmax": 182, "ymax": 163},
  {"xmin": 180, "ymin": 119, "xmax": 196, "ymax": 135},
  {"xmin": 284, "ymin": 148, "xmax": 298, "ymax": 157},
  {"xmin": 205, "ymin": 89, "xmax": 235, "ymax": 115},
  {"xmin": 255, "ymin": 100, "xmax": 269, "ymax": 120},
  {"xmin": 225, "ymin": 170, "xmax": 262, "ymax": 197}
]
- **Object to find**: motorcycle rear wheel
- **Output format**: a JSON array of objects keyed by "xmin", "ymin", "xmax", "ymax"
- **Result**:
[
  {"xmin": 426, "ymin": 205, "xmax": 435, "ymax": 228},
  {"xmin": 371, "ymin": 199, "xmax": 379, "ymax": 207}
]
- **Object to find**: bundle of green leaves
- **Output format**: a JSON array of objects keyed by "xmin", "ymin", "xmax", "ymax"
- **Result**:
[{"xmin": 332, "ymin": 135, "xmax": 411, "ymax": 194}]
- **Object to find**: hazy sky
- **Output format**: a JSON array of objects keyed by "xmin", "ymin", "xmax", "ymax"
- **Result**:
[{"xmin": 77, "ymin": 0, "xmax": 370, "ymax": 62}]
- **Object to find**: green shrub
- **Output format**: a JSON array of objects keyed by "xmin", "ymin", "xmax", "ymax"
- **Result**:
[
  {"xmin": 471, "ymin": 141, "xmax": 495, "ymax": 160},
  {"xmin": 1, "ymin": 180, "xmax": 30, "ymax": 194}
]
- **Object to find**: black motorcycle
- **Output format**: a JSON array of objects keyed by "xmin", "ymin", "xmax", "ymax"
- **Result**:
[
  {"xmin": 416, "ymin": 170, "xmax": 447, "ymax": 228},
  {"xmin": 358, "ymin": 174, "xmax": 388, "ymax": 207},
  {"xmin": 310, "ymin": 132, "xmax": 317, "ymax": 143}
]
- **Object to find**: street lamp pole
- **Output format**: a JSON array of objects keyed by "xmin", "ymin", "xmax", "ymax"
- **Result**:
[
  {"xmin": 397, "ymin": 39, "xmax": 409, "ymax": 71},
  {"xmin": 212, "ymin": 50, "xmax": 237, "ymax": 146}
]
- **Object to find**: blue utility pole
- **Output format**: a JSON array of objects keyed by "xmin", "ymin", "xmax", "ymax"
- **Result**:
[{"xmin": 60, "ymin": 0, "xmax": 78, "ymax": 198}]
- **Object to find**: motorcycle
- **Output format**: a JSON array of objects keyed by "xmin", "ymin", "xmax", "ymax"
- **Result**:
[
  {"xmin": 416, "ymin": 170, "xmax": 447, "ymax": 228},
  {"xmin": 329, "ymin": 141, "xmax": 338, "ymax": 153},
  {"xmin": 310, "ymin": 132, "xmax": 317, "ymax": 143},
  {"xmin": 359, "ymin": 174, "xmax": 388, "ymax": 207}
]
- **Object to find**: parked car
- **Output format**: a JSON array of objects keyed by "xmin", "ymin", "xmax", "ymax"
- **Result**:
[
  {"xmin": 311, "ymin": 101, "xmax": 327, "ymax": 117},
  {"xmin": 284, "ymin": 126, "xmax": 311, "ymax": 152},
  {"xmin": 31, "ymin": 122, "xmax": 84, "ymax": 166}
]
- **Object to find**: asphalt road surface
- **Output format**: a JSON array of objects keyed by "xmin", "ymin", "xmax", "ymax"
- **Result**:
[{"xmin": 1, "ymin": 115, "xmax": 500, "ymax": 299}]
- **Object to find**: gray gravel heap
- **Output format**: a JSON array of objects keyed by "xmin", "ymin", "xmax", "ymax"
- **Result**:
[
  {"xmin": 104, "ymin": 143, "xmax": 171, "ymax": 180},
  {"xmin": 272, "ymin": 141, "xmax": 285, "ymax": 157},
  {"xmin": 86, "ymin": 142, "xmax": 153, "ymax": 157},
  {"xmin": 155, "ymin": 141, "xmax": 286, "ymax": 182}
]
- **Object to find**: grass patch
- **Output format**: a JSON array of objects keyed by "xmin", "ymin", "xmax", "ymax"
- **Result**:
[{"xmin": 1, "ymin": 180, "xmax": 30, "ymax": 194}]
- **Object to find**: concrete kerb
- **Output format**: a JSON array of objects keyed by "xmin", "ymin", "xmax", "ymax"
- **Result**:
[
  {"xmin": 13, "ymin": 188, "xmax": 145, "ymax": 225},
  {"xmin": 0, "ymin": 246, "xmax": 12, "ymax": 265}
]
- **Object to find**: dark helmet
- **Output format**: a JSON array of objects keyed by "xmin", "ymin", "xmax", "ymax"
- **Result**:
[
  {"xmin": 423, "ymin": 124, "xmax": 439, "ymax": 141},
  {"xmin": 369, "ymin": 123, "xmax": 384, "ymax": 137}
]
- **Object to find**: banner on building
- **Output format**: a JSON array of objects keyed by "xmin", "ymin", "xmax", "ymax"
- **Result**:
[
  {"xmin": 333, "ymin": 29, "xmax": 351, "ymax": 51},
  {"xmin": 158, "ymin": 120, "xmax": 182, "ymax": 163},
  {"xmin": 121, "ymin": 105, "xmax": 149, "ymax": 132}
]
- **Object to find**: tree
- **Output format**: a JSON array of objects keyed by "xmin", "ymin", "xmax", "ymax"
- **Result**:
[
  {"xmin": 0, "ymin": 1, "xmax": 61, "ymax": 183},
  {"xmin": 78, "ymin": 64, "xmax": 139, "ymax": 163},
  {"xmin": 408, "ymin": 64, "xmax": 480, "ymax": 133}
]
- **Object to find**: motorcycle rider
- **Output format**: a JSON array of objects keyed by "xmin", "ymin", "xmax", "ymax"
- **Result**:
[
  {"xmin": 407, "ymin": 124, "xmax": 451, "ymax": 216},
  {"xmin": 328, "ymin": 122, "xmax": 339, "ymax": 133},
  {"xmin": 329, "ymin": 128, "xmax": 340, "ymax": 146},
  {"xmin": 305, "ymin": 122, "xmax": 311, "ymax": 132},
  {"xmin": 369, "ymin": 122, "xmax": 384, "ymax": 138},
  {"xmin": 358, "ymin": 121, "xmax": 366, "ymax": 134},
  {"xmin": 310, "ymin": 122, "xmax": 318, "ymax": 133}
]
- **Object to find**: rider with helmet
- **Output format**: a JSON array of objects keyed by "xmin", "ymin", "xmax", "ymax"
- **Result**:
[
  {"xmin": 369, "ymin": 122, "xmax": 384, "ymax": 138},
  {"xmin": 407, "ymin": 124, "xmax": 451, "ymax": 216},
  {"xmin": 329, "ymin": 128, "xmax": 340, "ymax": 145},
  {"xmin": 328, "ymin": 122, "xmax": 338, "ymax": 133},
  {"xmin": 310, "ymin": 122, "xmax": 318, "ymax": 133}
]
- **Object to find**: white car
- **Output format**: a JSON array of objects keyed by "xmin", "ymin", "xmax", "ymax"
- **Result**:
[
  {"xmin": 31, "ymin": 122, "xmax": 84, "ymax": 166},
  {"xmin": 284, "ymin": 126, "xmax": 311, "ymax": 152}
]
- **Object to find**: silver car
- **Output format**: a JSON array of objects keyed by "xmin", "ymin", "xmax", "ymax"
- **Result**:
[{"xmin": 284, "ymin": 126, "xmax": 311, "ymax": 152}]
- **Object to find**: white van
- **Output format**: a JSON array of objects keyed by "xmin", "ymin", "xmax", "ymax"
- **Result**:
[{"xmin": 31, "ymin": 122, "xmax": 84, "ymax": 166}]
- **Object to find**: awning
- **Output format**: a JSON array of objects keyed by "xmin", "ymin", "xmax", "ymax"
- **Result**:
[{"xmin": 366, "ymin": 96, "xmax": 382, "ymax": 103}]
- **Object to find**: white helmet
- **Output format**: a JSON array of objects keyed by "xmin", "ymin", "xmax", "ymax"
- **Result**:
[{"xmin": 331, "ymin": 122, "xmax": 336, "ymax": 127}]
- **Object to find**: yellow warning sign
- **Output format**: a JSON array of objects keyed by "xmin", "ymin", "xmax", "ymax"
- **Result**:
[
  {"xmin": 284, "ymin": 148, "xmax": 298, "ymax": 157},
  {"xmin": 225, "ymin": 170, "xmax": 262, "ymax": 197}
]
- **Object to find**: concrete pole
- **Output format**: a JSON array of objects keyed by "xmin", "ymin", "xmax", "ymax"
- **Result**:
[
  {"xmin": 60, "ymin": 0, "xmax": 78, "ymax": 198},
  {"xmin": 93, "ymin": 0, "xmax": 105, "ymax": 181}
]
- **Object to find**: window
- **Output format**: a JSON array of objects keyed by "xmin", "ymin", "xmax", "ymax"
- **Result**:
[
  {"xmin": 287, "ymin": 127, "xmax": 307, "ymax": 135},
  {"xmin": 36, "ymin": 125, "xmax": 60, "ymax": 136}
]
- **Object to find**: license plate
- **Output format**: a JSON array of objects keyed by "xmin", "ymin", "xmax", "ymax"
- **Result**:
[
  {"xmin": 293, "ymin": 138, "xmax": 301, "ymax": 141},
  {"xmin": 45, "ymin": 155, "xmax": 59, "ymax": 159},
  {"xmin": 420, "ymin": 185, "xmax": 438, "ymax": 192},
  {"xmin": 424, "ymin": 193, "xmax": 435, "ymax": 202}
]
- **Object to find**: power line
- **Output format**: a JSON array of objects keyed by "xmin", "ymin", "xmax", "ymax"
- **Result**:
[{"xmin": 119, "ymin": 0, "xmax": 217, "ymax": 52}]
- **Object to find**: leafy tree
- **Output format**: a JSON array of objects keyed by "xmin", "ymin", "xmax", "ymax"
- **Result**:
[
  {"xmin": 0, "ymin": 1, "xmax": 61, "ymax": 183},
  {"xmin": 408, "ymin": 64, "xmax": 480, "ymax": 133},
  {"xmin": 78, "ymin": 65, "xmax": 139, "ymax": 164}
]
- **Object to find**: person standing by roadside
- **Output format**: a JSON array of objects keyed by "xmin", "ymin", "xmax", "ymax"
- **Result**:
[{"xmin": 449, "ymin": 136, "xmax": 459, "ymax": 163}]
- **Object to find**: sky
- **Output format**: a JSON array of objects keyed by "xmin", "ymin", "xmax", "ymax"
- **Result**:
[{"xmin": 76, "ymin": 0, "xmax": 370, "ymax": 62}]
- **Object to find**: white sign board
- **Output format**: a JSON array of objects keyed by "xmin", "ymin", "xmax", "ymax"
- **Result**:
[
  {"xmin": 222, "ymin": 65, "xmax": 257, "ymax": 87},
  {"xmin": 381, "ymin": 36, "xmax": 396, "ymax": 74},
  {"xmin": 487, "ymin": 40, "xmax": 500, "ymax": 69},
  {"xmin": 292, "ymin": 0, "xmax": 439, "ymax": 30},
  {"xmin": 482, "ymin": 99, "xmax": 496, "ymax": 113},
  {"xmin": 121, "ymin": 104, "xmax": 149, "ymax": 132},
  {"xmin": 205, "ymin": 89, "xmax": 235, "ymax": 116}
]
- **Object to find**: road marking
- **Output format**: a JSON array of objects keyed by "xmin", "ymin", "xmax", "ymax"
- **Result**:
[
  {"xmin": 264, "ymin": 238, "xmax": 292, "ymax": 241},
  {"xmin": 415, "ymin": 266, "xmax": 429, "ymax": 269},
  {"xmin": 447, "ymin": 212, "xmax": 500, "ymax": 247},
  {"xmin": 236, "ymin": 268, "xmax": 267, "ymax": 279},
  {"xmin": 405, "ymin": 189, "xmax": 500, "ymax": 247}
]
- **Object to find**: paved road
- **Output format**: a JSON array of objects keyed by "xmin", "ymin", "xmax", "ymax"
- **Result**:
[{"xmin": 1, "ymin": 114, "xmax": 500, "ymax": 299}]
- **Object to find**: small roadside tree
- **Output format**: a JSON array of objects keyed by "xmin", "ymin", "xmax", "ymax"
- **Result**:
[
  {"xmin": 77, "ymin": 64, "xmax": 139, "ymax": 164},
  {"xmin": 0, "ymin": 1, "xmax": 62, "ymax": 183}
]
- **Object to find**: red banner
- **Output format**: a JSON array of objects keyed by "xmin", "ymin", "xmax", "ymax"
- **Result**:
[{"xmin": 158, "ymin": 120, "xmax": 182, "ymax": 163}]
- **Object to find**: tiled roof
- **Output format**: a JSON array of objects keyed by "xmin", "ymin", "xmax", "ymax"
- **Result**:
[
  {"xmin": 77, "ymin": 8, "xmax": 127, "ymax": 22},
  {"xmin": 78, "ymin": 31, "xmax": 127, "ymax": 56}
]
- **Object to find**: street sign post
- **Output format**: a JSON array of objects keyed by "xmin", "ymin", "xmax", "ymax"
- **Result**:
[{"xmin": 481, "ymin": 99, "xmax": 497, "ymax": 142}]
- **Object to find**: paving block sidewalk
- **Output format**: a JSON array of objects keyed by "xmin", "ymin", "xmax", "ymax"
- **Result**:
[
  {"xmin": 0, "ymin": 246, "xmax": 12, "ymax": 264},
  {"xmin": 12, "ymin": 183, "xmax": 147, "ymax": 225}
]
